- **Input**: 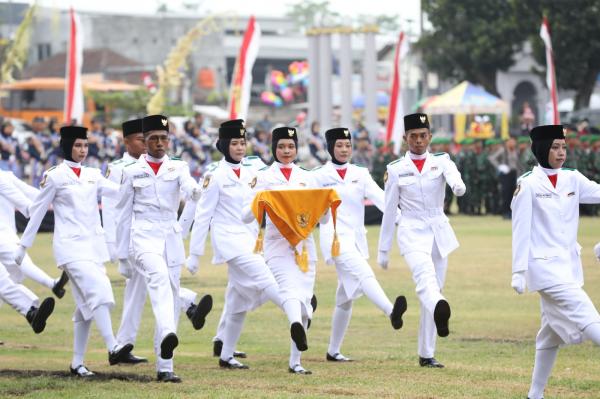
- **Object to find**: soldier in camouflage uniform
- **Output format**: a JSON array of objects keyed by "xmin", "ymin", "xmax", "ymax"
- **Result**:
[
  {"xmin": 517, "ymin": 136, "xmax": 536, "ymax": 176},
  {"xmin": 482, "ymin": 138, "xmax": 501, "ymax": 215},
  {"xmin": 456, "ymin": 138, "xmax": 477, "ymax": 214}
]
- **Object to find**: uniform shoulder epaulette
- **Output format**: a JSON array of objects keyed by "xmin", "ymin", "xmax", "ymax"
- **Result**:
[
  {"xmin": 299, "ymin": 166, "xmax": 310, "ymax": 171},
  {"xmin": 110, "ymin": 159, "xmax": 125, "ymax": 166},
  {"xmin": 434, "ymin": 152, "xmax": 448, "ymax": 156},
  {"xmin": 123, "ymin": 161, "xmax": 137, "ymax": 167},
  {"xmin": 241, "ymin": 162, "xmax": 252, "ymax": 167},
  {"xmin": 245, "ymin": 155, "xmax": 258, "ymax": 160},
  {"xmin": 519, "ymin": 171, "xmax": 532, "ymax": 179},
  {"xmin": 46, "ymin": 166, "xmax": 57, "ymax": 173},
  {"xmin": 259, "ymin": 166, "xmax": 269, "ymax": 171},
  {"xmin": 206, "ymin": 162, "xmax": 218, "ymax": 172},
  {"xmin": 353, "ymin": 163, "xmax": 367, "ymax": 168},
  {"xmin": 311, "ymin": 165, "xmax": 323, "ymax": 171},
  {"xmin": 388, "ymin": 159, "xmax": 401, "ymax": 166},
  {"xmin": 170, "ymin": 156, "xmax": 181, "ymax": 161},
  {"xmin": 561, "ymin": 167, "xmax": 576, "ymax": 171}
]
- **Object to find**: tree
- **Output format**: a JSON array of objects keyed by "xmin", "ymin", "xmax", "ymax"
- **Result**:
[
  {"xmin": 512, "ymin": 0, "xmax": 600, "ymax": 110},
  {"xmin": 417, "ymin": 0, "xmax": 525, "ymax": 97},
  {"xmin": 286, "ymin": 1, "xmax": 340, "ymax": 30}
]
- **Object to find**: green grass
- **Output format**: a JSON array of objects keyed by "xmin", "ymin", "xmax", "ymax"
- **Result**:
[{"xmin": 1, "ymin": 215, "xmax": 599, "ymax": 398}]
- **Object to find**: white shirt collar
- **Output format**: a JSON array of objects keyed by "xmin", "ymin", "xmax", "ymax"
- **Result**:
[
  {"xmin": 539, "ymin": 166, "xmax": 560, "ymax": 176},
  {"xmin": 275, "ymin": 161, "xmax": 294, "ymax": 168},
  {"xmin": 408, "ymin": 151, "xmax": 428, "ymax": 160},
  {"xmin": 64, "ymin": 159, "xmax": 82, "ymax": 168},
  {"xmin": 145, "ymin": 154, "xmax": 167, "ymax": 163}
]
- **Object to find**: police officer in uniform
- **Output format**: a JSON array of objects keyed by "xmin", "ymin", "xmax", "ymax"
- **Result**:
[
  {"xmin": 313, "ymin": 127, "xmax": 407, "ymax": 362},
  {"xmin": 511, "ymin": 125, "xmax": 600, "ymax": 399},
  {"xmin": 16, "ymin": 126, "xmax": 133, "ymax": 377},
  {"xmin": 103, "ymin": 118, "xmax": 211, "ymax": 365},
  {"xmin": 378, "ymin": 113, "xmax": 466, "ymax": 368},
  {"xmin": 188, "ymin": 119, "xmax": 288, "ymax": 369},
  {"xmin": 117, "ymin": 115, "xmax": 209, "ymax": 382}
]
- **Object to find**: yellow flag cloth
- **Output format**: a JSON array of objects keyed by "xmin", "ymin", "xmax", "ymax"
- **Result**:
[{"xmin": 252, "ymin": 188, "xmax": 341, "ymax": 271}]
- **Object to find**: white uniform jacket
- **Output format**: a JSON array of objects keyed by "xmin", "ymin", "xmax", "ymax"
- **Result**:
[
  {"xmin": 19, "ymin": 162, "xmax": 119, "ymax": 265},
  {"xmin": 378, "ymin": 152, "xmax": 465, "ymax": 258},
  {"xmin": 117, "ymin": 155, "xmax": 198, "ymax": 267},
  {"xmin": 189, "ymin": 159, "xmax": 260, "ymax": 264},
  {"xmin": 313, "ymin": 162, "xmax": 384, "ymax": 261},
  {"xmin": 252, "ymin": 163, "xmax": 318, "ymax": 263},
  {"xmin": 511, "ymin": 166, "xmax": 600, "ymax": 291},
  {"xmin": 0, "ymin": 171, "xmax": 34, "ymax": 250},
  {"xmin": 101, "ymin": 152, "xmax": 136, "ymax": 245}
]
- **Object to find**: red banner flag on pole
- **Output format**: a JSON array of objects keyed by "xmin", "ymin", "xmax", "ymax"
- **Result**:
[
  {"xmin": 540, "ymin": 17, "xmax": 560, "ymax": 124},
  {"xmin": 228, "ymin": 16, "xmax": 261, "ymax": 120},
  {"xmin": 385, "ymin": 31, "xmax": 409, "ymax": 155},
  {"xmin": 64, "ymin": 8, "xmax": 83, "ymax": 125}
]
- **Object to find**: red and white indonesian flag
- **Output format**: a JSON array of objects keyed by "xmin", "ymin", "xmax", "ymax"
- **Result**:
[
  {"xmin": 540, "ymin": 17, "xmax": 560, "ymax": 124},
  {"xmin": 64, "ymin": 8, "xmax": 84, "ymax": 124},
  {"xmin": 228, "ymin": 16, "xmax": 261, "ymax": 120},
  {"xmin": 385, "ymin": 31, "xmax": 409, "ymax": 155}
]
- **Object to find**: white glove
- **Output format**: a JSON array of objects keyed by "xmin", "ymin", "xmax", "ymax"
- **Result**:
[
  {"xmin": 14, "ymin": 244, "xmax": 27, "ymax": 266},
  {"xmin": 377, "ymin": 251, "xmax": 389, "ymax": 270},
  {"xmin": 498, "ymin": 164, "xmax": 510, "ymax": 174},
  {"xmin": 118, "ymin": 259, "xmax": 133, "ymax": 279},
  {"xmin": 106, "ymin": 242, "xmax": 118, "ymax": 262},
  {"xmin": 186, "ymin": 255, "xmax": 199, "ymax": 275},
  {"xmin": 594, "ymin": 242, "xmax": 600, "ymax": 262},
  {"xmin": 511, "ymin": 271, "xmax": 526, "ymax": 295},
  {"xmin": 452, "ymin": 182, "xmax": 466, "ymax": 197}
]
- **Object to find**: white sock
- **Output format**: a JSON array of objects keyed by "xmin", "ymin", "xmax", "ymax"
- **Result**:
[
  {"xmin": 528, "ymin": 347, "xmax": 558, "ymax": 399},
  {"xmin": 583, "ymin": 322, "xmax": 600, "ymax": 345},
  {"xmin": 20, "ymin": 257, "xmax": 55, "ymax": 289},
  {"xmin": 327, "ymin": 301, "xmax": 352, "ymax": 355},
  {"xmin": 221, "ymin": 312, "xmax": 246, "ymax": 361},
  {"xmin": 92, "ymin": 305, "xmax": 117, "ymax": 351},
  {"xmin": 289, "ymin": 316, "xmax": 309, "ymax": 368},
  {"xmin": 283, "ymin": 299, "xmax": 302, "ymax": 325},
  {"xmin": 263, "ymin": 284, "xmax": 283, "ymax": 309},
  {"xmin": 360, "ymin": 277, "xmax": 394, "ymax": 315},
  {"xmin": 71, "ymin": 319, "xmax": 91, "ymax": 368}
]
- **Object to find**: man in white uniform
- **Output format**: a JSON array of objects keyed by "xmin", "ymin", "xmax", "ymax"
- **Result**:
[
  {"xmin": 511, "ymin": 125, "xmax": 600, "ymax": 399},
  {"xmin": 0, "ymin": 173, "xmax": 55, "ymax": 334},
  {"xmin": 117, "ymin": 115, "xmax": 210, "ymax": 383},
  {"xmin": 103, "ymin": 118, "xmax": 211, "ymax": 364},
  {"xmin": 378, "ymin": 113, "xmax": 466, "ymax": 368},
  {"xmin": 0, "ymin": 170, "xmax": 68, "ymax": 298},
  {"xmin": 313, "ymin": 127, "xmax": 407, "ymax": 362}
]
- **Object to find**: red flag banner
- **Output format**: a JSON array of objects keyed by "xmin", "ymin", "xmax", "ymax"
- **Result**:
[
  {"xmin": 385, "ymin": 31, "xmax": 409, "ymax": 155},
  {"xmin": 64, "ymin": 8, "xmax": 83, "ymax": 124},
  {"xmin": 540, "ymin": 17, "xmax": 560, "ymax": 124}
]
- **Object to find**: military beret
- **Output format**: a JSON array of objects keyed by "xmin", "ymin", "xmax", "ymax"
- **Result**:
[{"xmin": 517, "ymin": 136, "xmax": 531, "ymax": 144}]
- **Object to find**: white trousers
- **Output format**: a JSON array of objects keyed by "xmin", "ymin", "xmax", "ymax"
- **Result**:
[
  {"xmin": 136, "ymin": 253, "xmax": 181, "ymax": 372},
  {"xmin": 0, "ymin": 243, "xmax": 54, "ymax": 290},
  {"xmin": 0, "ymin": 261, "xmax": 38, "ymax": 316},
  {"xmin": 403, "ymin": 243, "xmax": 448, "ymax": 358}
]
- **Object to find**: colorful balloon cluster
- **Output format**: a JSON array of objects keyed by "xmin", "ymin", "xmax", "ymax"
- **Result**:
[{"xmin": 260, "ymin": 61, "xmax": 309, "ymax": 107}]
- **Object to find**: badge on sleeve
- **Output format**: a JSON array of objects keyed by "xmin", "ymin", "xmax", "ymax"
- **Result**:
[
  {"xmin": 249, "ymin": 176, "xmax": 257, "ymax": 188},
  {"xmin": 202, "ymin": 175, "xmax": 211, "ymax": 189},
  {"xmin": 383, "ymin": 171, "xmax": 388, "ymax": 184},
  {"xmin": 513, "ymin": 184, "xmax": 521, "ymax": 196}
]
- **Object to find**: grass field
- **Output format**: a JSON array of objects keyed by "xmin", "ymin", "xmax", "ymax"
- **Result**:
[{"xmin": 1, "ymin": 215, "xmax": 599, "ymax": 398}]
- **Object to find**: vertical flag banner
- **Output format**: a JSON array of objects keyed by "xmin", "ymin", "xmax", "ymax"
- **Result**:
[
  {"xmin": 385, "ymin": 31, "xmax": 409, "ymax": 155},
  {"xmin": 540, "ymin": 17, "xmax": 560, "ymax": 124},
  {"xmin": 64, "ymin": 8, "xmax": 84, "ymax": 124},
  {"xmin": 228, "ymin": 16, "xmax": 261, "ymax": 120}
]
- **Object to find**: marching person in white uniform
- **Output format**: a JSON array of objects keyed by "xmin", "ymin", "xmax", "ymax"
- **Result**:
[
  {"xmin": 0, "ymin": 170, "xmax": 69, "ymax": 298},
  {"xmin": 313, "ymin": 127, "xmax": 408, "ymax": 362},
  {"xmin": 246, "ymin": 126, "xmax": 321, "ymax": 375},
  {"xmin": 0, "ymin": 173, "xmax": 55, "ymax": 334},
  {"xmin": 117, "ymin": 115, "xmax": 210, "ymax": 383},
  {"xmin": 378, "ymin": 113, "xmax": 466, "ymax": 368},
  {"xmin": 102, "ymin": 118, "xmax": 210, "ymax": 365},
  {"xmin": 188, "ymin": 119, "xmax": 285, "ymax": 369},
  {"xmin": 15, "ymin": 126, "xmax": 133, "ymax": 377},
  {"xmin": 511, "ymin": 125, "xmax": 600, "ymax": 399}
]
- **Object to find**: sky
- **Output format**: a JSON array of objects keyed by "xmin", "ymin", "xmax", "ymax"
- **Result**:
[{"xmin": 31, "ymin": 0, "xmax": 423, "ymax": 34}]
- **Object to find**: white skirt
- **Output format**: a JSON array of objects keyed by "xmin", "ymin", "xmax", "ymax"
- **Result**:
[
  {"xmin": 267, "ymin": 254, "xmax": 315, "ymax": 319},
  {"xmin": 334, "ymin": 251, "xmax": 375, "ymax": 304},
  {"xmin": 226, "ymin": 254, "xmax": 278, "ymax": 314},
  {"xmin": 63, "ymin": 260, "xmax": 115, "ymax": 321}
]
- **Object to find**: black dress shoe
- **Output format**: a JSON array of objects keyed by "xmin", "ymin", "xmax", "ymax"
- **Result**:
[
  {"xmin": 288, "ymin": 364, "xmax": 312, "ymax": 374},
  {"xmin": 213, "ymin": 339, "xmax": 247, "ymax": 358},
  {"xmin": 326, "ymin": 352, "xmax": 352, "ymax": 362},
  {"xmin": 70, "ymin": 364, "xmax": 95, "ymax": 377},
  {"xmin": 307, "ymin": 318, "xmax": 312, "ymax": 329},
  {"xmin": 108, "ymin": 343, "xmax": 134, "ymax": 365},
  {"xmin": 219, "ymin": 357, "xmax": 249, "ymax": 369},
  {"xmin": 433, "ymin": 300, "xmax": 451, "ymax": 337},
  {"xmin": 419, "ymin": 357, "xmax": 444, "ymax": 368},
  {"xmin": 119, "ymin": 352, "xmax": 148, "ymax": 364},
  {"xmin": 52, "ymin": 271, "xmax": 69, "ymax": 299},
  {"xmin": 26, "ymin": 297, "xmax": 55, "ymax": 334},
  {"xmin": 156, "ymin": 371, "xmax": 182, "ymax": 383},
  {"xmin": 390, "ymin": 295, "xmax": 407, "ymax": 330},
  {"xmin": 160, "ymin": 333, "xmax": 179, "ymax": 360},
  {"xmin": 290, "ymin": 322, "xmax": 308, "ymax": 351},
  {"xmin": 311, "ymin": 294, "xmax": 317, "ymax": 312},
  {"xmin": 186, "ymin": 294, "xmax": 213, "ymax": 330}
]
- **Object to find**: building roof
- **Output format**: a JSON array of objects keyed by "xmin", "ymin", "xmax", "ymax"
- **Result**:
[{"xmin": 22, "ymin": 48, "xmax": 141, "ymax": 78}]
